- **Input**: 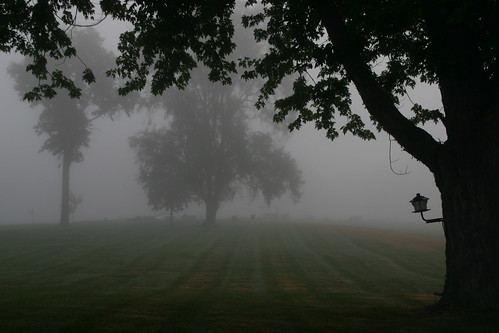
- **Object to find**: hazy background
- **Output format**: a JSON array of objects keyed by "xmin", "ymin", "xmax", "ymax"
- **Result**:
[{"xmin": 0, "ymin": 21, "xmax": 445, "ymax": 229}]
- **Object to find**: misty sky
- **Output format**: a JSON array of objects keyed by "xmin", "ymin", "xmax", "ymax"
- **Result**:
[{"xmin": 0, "ymin": 22, "xmax": 446, "ymax": 229}]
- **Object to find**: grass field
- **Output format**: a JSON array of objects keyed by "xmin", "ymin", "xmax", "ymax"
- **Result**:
[{"xmin": 0, "ymin": 220, "xmax": 497, "ymax": 332}]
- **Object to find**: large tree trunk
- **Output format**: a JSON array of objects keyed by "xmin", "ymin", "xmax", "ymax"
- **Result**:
[
  {"xmin": 299, "ymin": 1, "xmax": 499, "ymax": 311},
  {"xmin": 204, "ymin": 198, "xmax": 219, "ymax": 226},
  {"xmin": 60, "ymin": 152, "xmax": 71, "ymax": 225},
  {"xmin": 433, "ymin": 140, "xmax": 499, "ymax": 310}
]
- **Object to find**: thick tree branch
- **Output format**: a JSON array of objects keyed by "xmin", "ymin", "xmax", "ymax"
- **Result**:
[{"xmin": 312, "ymin": 1, "xmax": 441, "ymax": 171}]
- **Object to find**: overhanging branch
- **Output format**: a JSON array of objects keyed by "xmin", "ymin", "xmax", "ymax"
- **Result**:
[{"xmin": 311, "ymin": 1, "xmax": 441, "ymax": 171}]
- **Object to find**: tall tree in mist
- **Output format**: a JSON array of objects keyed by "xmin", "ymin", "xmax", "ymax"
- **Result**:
[
  {"xmin": 130, "ymin": 68, "xmax": 302, "ymax": 225},
  {"xmin": 8, "ymin": 29, "xmax": 132, "ymax": 225},
  {"xmin": 2, "ymin": 0, "xmax": 499, "ymax": 311}
]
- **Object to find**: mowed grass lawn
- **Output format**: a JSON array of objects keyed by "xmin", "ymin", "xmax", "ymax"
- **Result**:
[{"xmin": 0, "ymin": 220, "xmax": 497, "ymax": 332}]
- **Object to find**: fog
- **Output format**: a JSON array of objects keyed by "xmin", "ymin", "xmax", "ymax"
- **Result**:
[{"xmin": 0, "ymin": 24, "xmax": 445, "ymax": 230}]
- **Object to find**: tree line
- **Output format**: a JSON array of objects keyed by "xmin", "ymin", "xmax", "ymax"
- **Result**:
[{"xmin": 8, "ymin": 26, "xmax": 302, "ymax": 226}]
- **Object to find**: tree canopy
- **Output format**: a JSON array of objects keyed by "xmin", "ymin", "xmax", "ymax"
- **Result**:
[
  {"xmin": 129, "ymin": 128, "xmax": 193, "ymax": 220},
  {"xmin": 8, "ymin": 28, "xmax": 135, "ymax": 224},
  {"xmin": 130, "ymin": 67, "xmax": 302, "ymax": 224},
  {"xmin": 8, "ymin": 28, "xmax": 130, "ymax": 160}
]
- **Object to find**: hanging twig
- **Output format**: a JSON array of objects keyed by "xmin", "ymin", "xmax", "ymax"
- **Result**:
[{"xmin": 389, "ymin": 134, "xmax": 411, "ymax": 175}]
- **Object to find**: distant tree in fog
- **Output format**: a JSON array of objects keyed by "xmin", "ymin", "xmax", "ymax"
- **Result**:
[
  {"xmin": 8, "ymin": 29, "xmax": 134, "ymax": 225},
  {"xmin": 129, "ymin": 130, "xmax": 192, "ymax": 224},
  {"xmin": 130, "ymin": 69, "xmax": 302, "ymax": 225},
  {"xmin": 68, "ymin": 192, "xmax": 83, "ymax": 222}
]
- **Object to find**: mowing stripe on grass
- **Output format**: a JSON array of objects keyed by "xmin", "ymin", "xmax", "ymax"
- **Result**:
[{"xmin": 1, "ymin": 221, "xmax": 497, "ymax": 333}]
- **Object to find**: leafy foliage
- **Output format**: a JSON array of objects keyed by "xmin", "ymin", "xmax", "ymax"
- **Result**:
[
  {"xmin": 130, "ymin": 67, "xmax": 302, "ymax": 221},
  {"xmin": 410, "ymin": 104, "xmax": 443, "ymax": 126},
  {"xmin": 2, "ymin": 1, "xmax": 498, "ymax": 149},
  {"xmin": 246, "ymin": 133, "xmax": 302, "ymax": 205},
  {"xmin": 68, "ymin": 192, "xmax": 83, "ymax": 216},
  {"xmin": 0, "ymin": 0, "xmax": 100, "ymax": 99},
  {"xmin": 105, "ymin": 1, "xmax": 238, "ymax": 95},
  {"xmin": 129, "ymin": 129, "xmax": 192, "ymax": 214},
  {"xmin": 9, "ymin": 28, "xmax": 134, "ymax": 163},
  {"xmin": 33, "ymin": 96, "xmax": 91, "ymax": 162},
  {"xmin": 8, "ymin": 28, "xmax": 135, "ymax": 225}
]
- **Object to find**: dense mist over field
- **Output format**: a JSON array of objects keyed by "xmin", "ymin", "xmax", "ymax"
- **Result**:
[{"xmin": 0, "ymin": 23, "xmax": 444, "ymax": 229}]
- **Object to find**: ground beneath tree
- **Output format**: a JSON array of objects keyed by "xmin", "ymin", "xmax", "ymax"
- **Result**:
[{"xmin": 0, "ymin": 220, "xmax": 496, "ymax": 332}]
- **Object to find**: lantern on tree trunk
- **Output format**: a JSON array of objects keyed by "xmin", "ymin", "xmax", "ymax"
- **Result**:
[
  {"xmin": 410, "ymin": 193, "xmax": 429, "ymax": 213},
  {"xmin": 410, "ymin": 193, "xmax": 443, "ymax": 223}
]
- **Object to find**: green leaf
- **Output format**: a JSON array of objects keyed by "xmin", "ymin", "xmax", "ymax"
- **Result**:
[{"xmin": 82, "ymin": 68, "xmax": 96, "ymax": 84}]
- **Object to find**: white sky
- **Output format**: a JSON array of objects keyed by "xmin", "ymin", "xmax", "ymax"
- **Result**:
[{"xmin": 0, "ymin": 20, "xmax": 445, "ymax": 231}]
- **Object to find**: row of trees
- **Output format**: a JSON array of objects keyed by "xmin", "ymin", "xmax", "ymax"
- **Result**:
[
  {"xmin": 2, "ymin": 0, "xmax": 498, "ymax": 311},
  {"xmin": 8, "ymin": 26, "xmax": 302, "ymax": 226}
]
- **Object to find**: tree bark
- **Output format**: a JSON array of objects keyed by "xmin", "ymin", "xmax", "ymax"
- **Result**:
[
  {"xmin": 433, "ymin": 139, "xmax": 499, "ymax": 310},
  {"xmin": 204, "ymin": 198, "xmax": 219, "ymax": 226},
  {"xmin": 60, "ymin": 151, "xmax": 71, "ymax": 225}
]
